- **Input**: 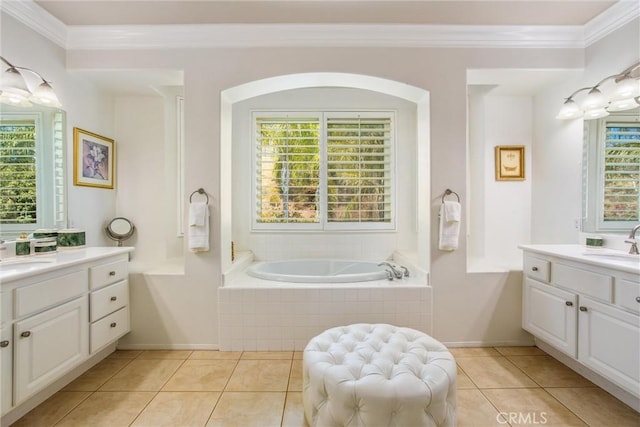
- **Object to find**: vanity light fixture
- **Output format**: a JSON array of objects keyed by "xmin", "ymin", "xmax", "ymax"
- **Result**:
[
  {"xmin": 0, "ymin": 56, "xmax": 62, "ymax": 108},
  {"xmin": 556, "ymin": 61, "xmax": 640, "ymax": 120}
]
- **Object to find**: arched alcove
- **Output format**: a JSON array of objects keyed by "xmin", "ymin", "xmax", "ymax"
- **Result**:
[{"xmin": 220, "ymin": 73, "xmax": 430, "ymax": 273}]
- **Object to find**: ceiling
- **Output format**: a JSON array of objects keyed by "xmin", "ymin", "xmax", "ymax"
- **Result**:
[{"xmin": 35, "ymin": 0, "xmax": 618, "ymax": 26}]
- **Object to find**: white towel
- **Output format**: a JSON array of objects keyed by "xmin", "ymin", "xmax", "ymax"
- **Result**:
[
  {"xmin": 188, "ymin": 202, "xmax": 210, "ymax": 253},
  {"xmin": 439, "ymin": 201, "xmax": 461, "ymax": 251}
]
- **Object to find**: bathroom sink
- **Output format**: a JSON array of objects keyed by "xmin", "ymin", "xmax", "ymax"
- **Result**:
[
  {"xmin": 582, "ymin": 250, "xmax": 640, "ymax": 263},
  {"xmin": 0, "ymin": 258, "xmax": 54, "ymax": 273}
]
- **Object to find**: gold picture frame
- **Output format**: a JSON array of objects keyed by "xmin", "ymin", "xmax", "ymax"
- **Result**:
[
  {"xmin": 495, "ymin": 145, "xmax": 525, "ymax": 181},
  {"xmin": 73, "ymin": 127, "xmax": 115, "ymax": 189}
]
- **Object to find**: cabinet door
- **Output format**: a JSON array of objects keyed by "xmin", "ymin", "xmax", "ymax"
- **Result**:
[
  {"xmin": 523, "ymin": 277, "xmax": 578, "ymax": 358},
  {"xmin": 1, "ymin": 327, "xmax": 12, "ymax": 416},
  {"xmin": 14, "ymin": 297, "xmax": 88, "ymax": 405},
  {"xmin": 578, "ymin": 296, "xmax": 640, "ymax": 397}
]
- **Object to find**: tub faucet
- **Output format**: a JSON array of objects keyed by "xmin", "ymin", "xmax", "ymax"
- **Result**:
[
  {"xmin": 625, "ymin": 224, "xmax": 640, "ymax": 255},
  {"xmin": 378, "ymin": 262, "xmax": 403, "ymax": 279}
]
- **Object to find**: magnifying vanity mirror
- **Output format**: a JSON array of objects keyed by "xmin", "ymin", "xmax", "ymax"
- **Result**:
[{"xmin": 105, "ymin": 217, "xmax": 135, "ymax": 246}]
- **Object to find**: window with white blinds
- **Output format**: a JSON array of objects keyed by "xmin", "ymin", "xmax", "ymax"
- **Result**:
[
  {"xmin": 0, "ymin": 118, "xmax": 38, "ymax": 226},
  {"xmin": 602, "ymin": 122, "xmax": 640, "ymax": 225},
  {"xmin": 253, "ymin": 111, "xmax": 395, "ymax": 230}
]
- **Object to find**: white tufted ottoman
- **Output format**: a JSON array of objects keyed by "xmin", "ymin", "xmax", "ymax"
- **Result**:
[{"xmin": 303, "ymin": 324, "xmax": 457, "ymax": 427}]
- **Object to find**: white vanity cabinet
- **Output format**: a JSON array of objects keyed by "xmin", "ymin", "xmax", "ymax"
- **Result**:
[
  {"xmin": 0, "ymin": 248, "xmax": 132, "ymax": 422},
  {"xmin": 521, "ymin": 246, "xmax": 640, "ymax": 403}
]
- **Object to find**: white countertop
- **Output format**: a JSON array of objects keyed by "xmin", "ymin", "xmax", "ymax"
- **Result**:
[
  {"xmin": 519, "ymin": 244, "xmax": 640, "ymax": 275},
  {"xmin": 0, "ymin": 247, "xmax": 134, "ymax": 283}
]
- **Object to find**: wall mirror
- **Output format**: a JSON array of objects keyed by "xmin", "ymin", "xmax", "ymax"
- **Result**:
[
  {"xmin": 0, "ymin": 104, "xmax": 66, "ymax": 238},
  {"xmin": 582, "ymin": 108, "xmax": 640, "ymax": 234},
  {"xmin": 105, "ymin": 217, "xmax": 135, "ymax": 246}
]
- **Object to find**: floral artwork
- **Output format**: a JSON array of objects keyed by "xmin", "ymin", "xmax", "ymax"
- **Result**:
[{"xmin": 74, "ymin": 128, "xmax": 115, "ymax": 189}]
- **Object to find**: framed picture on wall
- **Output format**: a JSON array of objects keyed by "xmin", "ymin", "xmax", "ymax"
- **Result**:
[
  {"xmin": 73, "ymin": 127, "xmax": 115, "ymax": 189},
  {"xmin": 495, "ymin": 145, "xmax": 525, "ymax": 181}
]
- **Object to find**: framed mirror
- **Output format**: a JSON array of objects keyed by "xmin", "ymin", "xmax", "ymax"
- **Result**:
[{"xmin": 105, "ymin": 217, "xmax": 135, "ymax": 246}]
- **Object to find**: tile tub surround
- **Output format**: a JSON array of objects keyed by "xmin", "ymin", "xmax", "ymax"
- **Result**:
[
  {"xmin": 10, "ymin": 348, "xmax": 639, "ymax": 426},
  {"xmin": 218, "ymin": 285, "xmax": 432, "ymax": 351}
]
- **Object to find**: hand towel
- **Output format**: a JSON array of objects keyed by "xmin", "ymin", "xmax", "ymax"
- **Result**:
[
  {"xmin": 188, "ymin": 202, "xmax": 210, "ymax": 253},
  {"xmin": 439, "ymin": 201, "xmax": 461, "ymax": 251},
  {"xmin": 189, "ymin": 202, "xmax": 207, "ymax": 227}
]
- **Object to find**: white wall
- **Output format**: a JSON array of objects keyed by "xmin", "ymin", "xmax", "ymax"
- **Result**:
[
  {"xmin": 231, "ymin": 87, "xmax": 417, "ymax": 261},
  {"xmin": 468, "ymin": 94, "xmax": 532, "ymax": 271},
  {"xmin": 0, "ymin": 13, "xmax": 115, "ymax": 246},
  {"xmin": 532, "ymin": 18, "xmax": 640, "ymax": 244}
]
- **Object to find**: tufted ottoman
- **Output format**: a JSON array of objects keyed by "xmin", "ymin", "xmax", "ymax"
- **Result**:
[{"xmin": 303, "ymin": 324, "xmax": 457, "ymax": 427}]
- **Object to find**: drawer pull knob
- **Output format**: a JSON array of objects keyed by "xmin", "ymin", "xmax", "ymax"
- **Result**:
[
  {"xmin": 579, "ymin": 306, "xmax": 588, "ymax": 312},
  {"xmin": 109, "ymin": 271, "xmax": 116, "ymax": 276},
  {"xmin": 0, "ymin": 340, "xmax": 9, "ymax": 348},
  {"xmin": 636, "ymin": 297, "xmax": 640, "ymax": 303},
  {"xmin": 110, "ymin": 322, "xmax": 117, "ymax": 328},
  {"xmin": 20, "ymin": 331, "xmax": 31, "ymax": 338},
  {"xmin": 531, "ymin": 267, "xmax": 539, "ymax": 271},
  {"xmin": 110, "ymin": 296, "xmax": 117, "ymax": 301},
  {"xmin": 565, "ymin": 301, "xmax": 573, "ymax": 306}
]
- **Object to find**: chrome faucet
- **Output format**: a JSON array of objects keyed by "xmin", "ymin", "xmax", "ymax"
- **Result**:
[
  {"xmin": 378, "ymin": 262, "xmax": 403, "ymax": 279},
  {"xmin": 625, "ymin": 224, "xmax": 640, "ymax": 255}
]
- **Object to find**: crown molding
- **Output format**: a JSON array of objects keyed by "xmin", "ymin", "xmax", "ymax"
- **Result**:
[
  {"xmin": 66, "ymin": 24, "xmax": 585, "ymax": 50},
  {"xmin": 584, "ymin": 0, "xmax": 640, "ymax": 46},
  {"xmin": 1, "ymin": 0, "xmax": 67, "ymax": 48},
  {"xmin": 1, "ymin": 0, "xmax": 634, "ymax": 50}
]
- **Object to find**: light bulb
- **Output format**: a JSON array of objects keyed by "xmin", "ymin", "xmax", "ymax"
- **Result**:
[
  {"xmin": 556, "ymin": 98, "xmax": 582, "ymax": 120},
  {"xmin": 582, "ymin": 87, "xmax": 608, "ymax": 110}
]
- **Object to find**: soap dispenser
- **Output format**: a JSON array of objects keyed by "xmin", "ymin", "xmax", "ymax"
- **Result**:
[{"xmin": 16, "ymin": 232, "xmax": 31, "ymax": 256}]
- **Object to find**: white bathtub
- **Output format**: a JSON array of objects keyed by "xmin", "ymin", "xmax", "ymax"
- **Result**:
[{"xmin": 246, "ymin": 259, "xmax": 389, "ymax": 283}]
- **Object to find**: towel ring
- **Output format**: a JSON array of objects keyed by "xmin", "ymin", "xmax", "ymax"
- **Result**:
[
  {"xmin": 189, "ymin": 188, "xmax": 209, "ymax": 204},
  {"xmin": 442, "ymin": 189, "xmax": 460, "ymax": 203}
]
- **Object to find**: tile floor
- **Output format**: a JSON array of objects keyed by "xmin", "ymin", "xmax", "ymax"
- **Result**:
[{"xmin": 9, "ymin": 347, "xmax": 640, "ymax": 427}]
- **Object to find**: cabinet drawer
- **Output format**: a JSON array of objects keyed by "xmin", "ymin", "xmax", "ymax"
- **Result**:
[
  {"xmin": 552, "ymin": 263, "xmax": 612, "ymax": 302},
  {"xmin": 90, "ymin": 280, "xmax": 129, "ymax": 322},
  {"xmin": 524, "ymin": 255, "xmax": 550, "ymax": 282},
  {"xmin": 14, "ymin": 270, "xmax": 86, "ymax": 318},
  {"xmin": 90, "ymin": 259, "xmax": 128, "ymax": 290},
  {"xmin": 90, "ymin": 306, "xmax": 129, "ymax": 353},
  {"xmin": 615, "ymin": 279, "xmax": 640, "ymax": 314}
]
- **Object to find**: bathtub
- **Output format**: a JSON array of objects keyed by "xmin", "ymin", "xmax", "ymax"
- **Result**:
[
  {"xmin": 219, "ymin": 252, "xmax": 432, "ymax": 351},
  {"xmin": 246, "ymin": 259, "xmax": 389, "ymax": 283}
]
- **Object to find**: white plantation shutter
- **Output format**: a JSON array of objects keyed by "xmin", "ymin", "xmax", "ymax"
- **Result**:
[
  {"xmin": 254, "ymin": 115, "xmax": 321, "ymax": 225},
  {"xmin": 325, "ymin": 114, "xmax": 393, "ymax": 227},
  {"xmin": 253, "ymin": 111, "xmax": 395, "ymax": 230},
  {"xmin": 52, "ymin": 112, "xmax": 66, "ymax": 225},
  {"xmin": 602, "ymin": 122, "xmax": 640, "ymax": 223}
]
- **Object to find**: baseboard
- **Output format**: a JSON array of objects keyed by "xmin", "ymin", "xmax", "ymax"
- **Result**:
[
  {"xmin": 116, "ymin": 343, "xmax": 220, "ymax": 350},
  {"xmin": 443, "ymin": 339, "xmax": 535, "ymax": 348}
]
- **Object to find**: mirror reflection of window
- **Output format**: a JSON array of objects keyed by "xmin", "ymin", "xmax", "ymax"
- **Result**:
[
  {"xmin": 583, "ymin": 109, "xmax": 640, "ymax": 233},
  {"xmin": 0, "ymin": 108, "xmax": 66, "ymax": 238}
]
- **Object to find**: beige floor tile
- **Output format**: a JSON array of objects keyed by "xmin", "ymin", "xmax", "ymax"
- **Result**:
[
  {"xmin": 108, "ymin": 349, "xmax": 143, "ymax": 359},
  {"xmin": 457, "ymin": 389, "xmax": 505, "ymax": 426},
  {"xmin": 241, "ymin": 351, "xmax": 293, "ymax": 360},
  {"xmin": 205, "ymin": 391, "xmax": 286, "ymax": 427},
  {"xmin": 63, "ymin": 358, "xmax": 133, "ymax": 391},
  {"xmin": 457, "ymin": 356, "xmax": 538, "ymax": 388},
  {"xmin": 449, "ymin": 347, "xmax": 502, "ymax": 358},
  {"xmin": 190, "ymin": 350, "xmax": 242, "ymax": 360},
  {"xmin": 162, "ymin": 359, "xmax": 238, "ymax": 391},
  {"xmin": 99, "ymin": 359, "xmax": 183, "ymax": 391},
  {"xmin": 131, "ymin": 391, "xmax": 220, "ymax": 427},
  {"xmin": 293, "ymin": 351, "xmax": 304, "ymax": 360},
  {"xmin": 457, "ymin": 365, "xmax": 477, "ymax": 389},
  {"xmin": 282, "ymin": 392, "xmax": 309, "ymax": 427},
  {"xmin": 288, "ymin": 359, "xmax": 303, "ymax": 391},
  {"xmin": 55, "ymin": 391, "xmax": 155, "ymax": 427},
  {"xmin": 483, "ymin": 388, "xmax": 587, "ymax": 426},
  {"xmin": 495, "ymin": 346, "xmax": 546, "ymax": 356},
  {"xmin": 508, "ymin": 355, "xmax": 593, "ymax": 388},
  {"xmin": 226, "ymin": 359, "xmax": 292, "ymax": 391},
  {"xmin": 547, "ymin": 387, "xmax": 640, "ymax": 427},
  {"xmin": 137, "ymin": 350, "xmax": 193, "ymax": 359},
  {"xmin": 11, "ymin": 392, "xmax": 91, "ymax": 427}
]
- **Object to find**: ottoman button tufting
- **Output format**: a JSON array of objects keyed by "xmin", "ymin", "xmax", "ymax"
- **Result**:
[{"xmin": 303, "ymin": 323, "xmax": 457, "ymax": 427}]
